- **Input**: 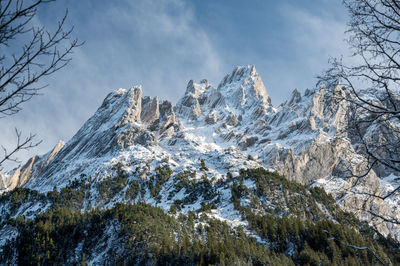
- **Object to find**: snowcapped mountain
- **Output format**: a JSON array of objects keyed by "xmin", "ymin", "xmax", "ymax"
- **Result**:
[{"xmin": 1, "ymin": 65, "xmax": 399, "ymax": 244}]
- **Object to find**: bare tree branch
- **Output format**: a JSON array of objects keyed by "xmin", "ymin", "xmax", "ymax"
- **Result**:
[
  {"xmin": 0, "ymin": 0, "xmax": 82, "ymax": 168},
  {"xmin": 317, "ymin": 0, "xmax": 400, "ymax": 225},
  {"xmin": 323, "ymin": 230, "xmax": 388, "ymax": 266},
  {"xmin": 0, "ymin": 128, "xmax": 41, "ymax": 169},
  {"xmin": 367, "ymin": 209, "xmax": 400, "ymax": 224}
]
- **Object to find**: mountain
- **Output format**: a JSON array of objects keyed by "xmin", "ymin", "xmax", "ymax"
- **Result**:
[{"xmin": 0, "ymin": 65, "xmax": 399, "ymax": 265}]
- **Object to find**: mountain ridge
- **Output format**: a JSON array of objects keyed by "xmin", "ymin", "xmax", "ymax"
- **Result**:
[{"xmin": 1, "ymin": 64, "xmax": 399, "ymax": 242}]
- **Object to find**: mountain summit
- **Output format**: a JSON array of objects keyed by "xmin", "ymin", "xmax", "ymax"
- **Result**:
[{"xmin": 217, "ymin": 65, "xmax": 271, "ymax": 107}]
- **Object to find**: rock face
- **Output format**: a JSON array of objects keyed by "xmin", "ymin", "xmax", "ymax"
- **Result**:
[
  {"xmin": 141, "ymin": 96, "xmax": 159, "ymax": 124},
  {"xmin": 218, "ymin": 65, "xmax": 272, "ymax": 108},
  {"xmin": 1, "ymin": 65, "xmax": 399, "ymax": 240},
  {"xmin": 0, "ymin": 141, "xmax": 65, "ymax": 191}
]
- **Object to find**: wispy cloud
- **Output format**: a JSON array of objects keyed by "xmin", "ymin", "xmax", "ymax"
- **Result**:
[
  {"xmin": 1, "ymin": 1, "xmax": 351, "ymax": 171},
  {"xmin": 284, "ymin": 5, "xmax": 349, "ymax": 64},
  {"xmin": 255, "ymin": 3, "xmax": 350, "ymax": 104},
  {"xmin": 1, "ymin": 0, "xmax": 225, "ymax": 170}
]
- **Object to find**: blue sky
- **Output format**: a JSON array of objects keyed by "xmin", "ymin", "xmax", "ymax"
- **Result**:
[{"xmin": 2, "ymin": 0, "xmax": 350, "ymax": 169}]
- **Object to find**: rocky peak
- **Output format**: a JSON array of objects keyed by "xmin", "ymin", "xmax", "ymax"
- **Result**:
[
  {"xmin": 0, "ymin": 140, "xmax": 65, "ymax": 193},
  {"xmin": 113, "ymin": 86, "xmax": 142, "ymax": 128},
  {"xmin": 185, "ymin": 79, "xmax": 209, "ymax": 97},
  {"xmin": 73, "ymin": 86, "xmax": 143, "ymax": 141},
  {"xmin": 141, "ymin": 96, "xmax": 160, "ymax": 124},
  {"xmin": 309, "ymin": 82, "xmax": 349, "ymax": 135},
  {"xmin": 175, "ymin": 65, "xmax": 273, "ymax": 124},
  {"xmin": 175, "ymin": 80, "xmax": 210, "ymax": 120},
  {"xmin": 217, "ymin": 65, "xmax": 272, "ymax": 108},
  {"xmin": 42, "ymin": 141, "xmax": 65, "ymax": 168},
  {"xmin": 286, "ymin": 89, "xmax": 302, "ymax": 106},
  {"xmin": 146, "ymin": 99, "xmax": 180, "ymax": 139}
]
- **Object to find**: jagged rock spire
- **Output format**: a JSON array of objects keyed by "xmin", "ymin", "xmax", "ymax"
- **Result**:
[{"xmin": 218, "ymin": 65, "xmax": 272, "ymax": 107}]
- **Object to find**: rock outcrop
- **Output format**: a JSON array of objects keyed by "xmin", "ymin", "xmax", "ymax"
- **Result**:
[{"xmin": 0, "ymin": 141, "xmax": 65, "ymax": 192}]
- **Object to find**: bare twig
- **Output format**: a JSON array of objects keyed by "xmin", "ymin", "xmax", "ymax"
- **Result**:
[
  {"xmin": 0, "ymin": 0, "xmax": 81, "ymax": 168},
  {"xmin": 318, "ymin": 0, "xmax": 400, "ymax": 220},
  {"xmin": 0, "ymin": 128, "xmax": 41, "ymax": 168},
  {"xmin": 323, "ymin": 230, "xmax": 388, "ymax": 266}
]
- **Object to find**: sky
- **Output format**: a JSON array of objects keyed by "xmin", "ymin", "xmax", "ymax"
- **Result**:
[{"xmin": 1, "ymin": 0, "xmax": 350, "ymax": 170}]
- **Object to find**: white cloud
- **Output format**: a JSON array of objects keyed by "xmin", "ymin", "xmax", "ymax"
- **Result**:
[
  {"xmin": 256, "ymin": 4, "xmax": 350, "ymax": 105},
  {"xmin": 285, "ymin": 6, "xmax": 349, "ymax": 62},
  {"xmin": 0, "ymin": 1, "xmax": 353, "ymax": 171},
  {"xmin": 0, "ymin": 0, "xmax": 225, "ymax": 170}
]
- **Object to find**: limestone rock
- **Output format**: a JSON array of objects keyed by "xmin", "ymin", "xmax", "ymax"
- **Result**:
[
  {"xmin": 205, "ymin": 111, "xmax": 218, "ymax": 124},
  {"xmin": 226, "ymin": 112, "xmax": 239, "ymax": 126},
  {"xmin": 141, "ymin": 96, "xmax": 159, "ymax": 124},
  {"xmin": 0, "ymin": 141, "xmax": 65, "ymax": 192},
  {"xmin": 238, "ymin": 136, "xmax": 258, "ymax": 150}
]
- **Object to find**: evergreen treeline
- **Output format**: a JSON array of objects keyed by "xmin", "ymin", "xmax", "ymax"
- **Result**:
[
  {"xmin": 1, "ymin": 201, "xmax": 398, "ymax": 265},
  {"xmin": 0, "ymin": 167, "xmax": 398, "ymax": 265}
]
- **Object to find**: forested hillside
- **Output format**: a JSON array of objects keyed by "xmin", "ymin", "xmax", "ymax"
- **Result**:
[{"xmin": 0, "ymin": 168, "xmax": 398, "ymax": 265}]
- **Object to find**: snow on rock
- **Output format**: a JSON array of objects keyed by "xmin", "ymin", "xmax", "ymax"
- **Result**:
[
  {"xmin": 0, "ymin": 140, "xmax": 65, "ymax": 192},
  {"xmin": 1, "ymin": 65, "xmax": 399, "ymax": 240}
]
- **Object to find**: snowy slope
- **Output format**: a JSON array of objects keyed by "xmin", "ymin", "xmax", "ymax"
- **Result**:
[{"xmin": 1, "ymin": 65, "xmax": 399, "ymax": 240}]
